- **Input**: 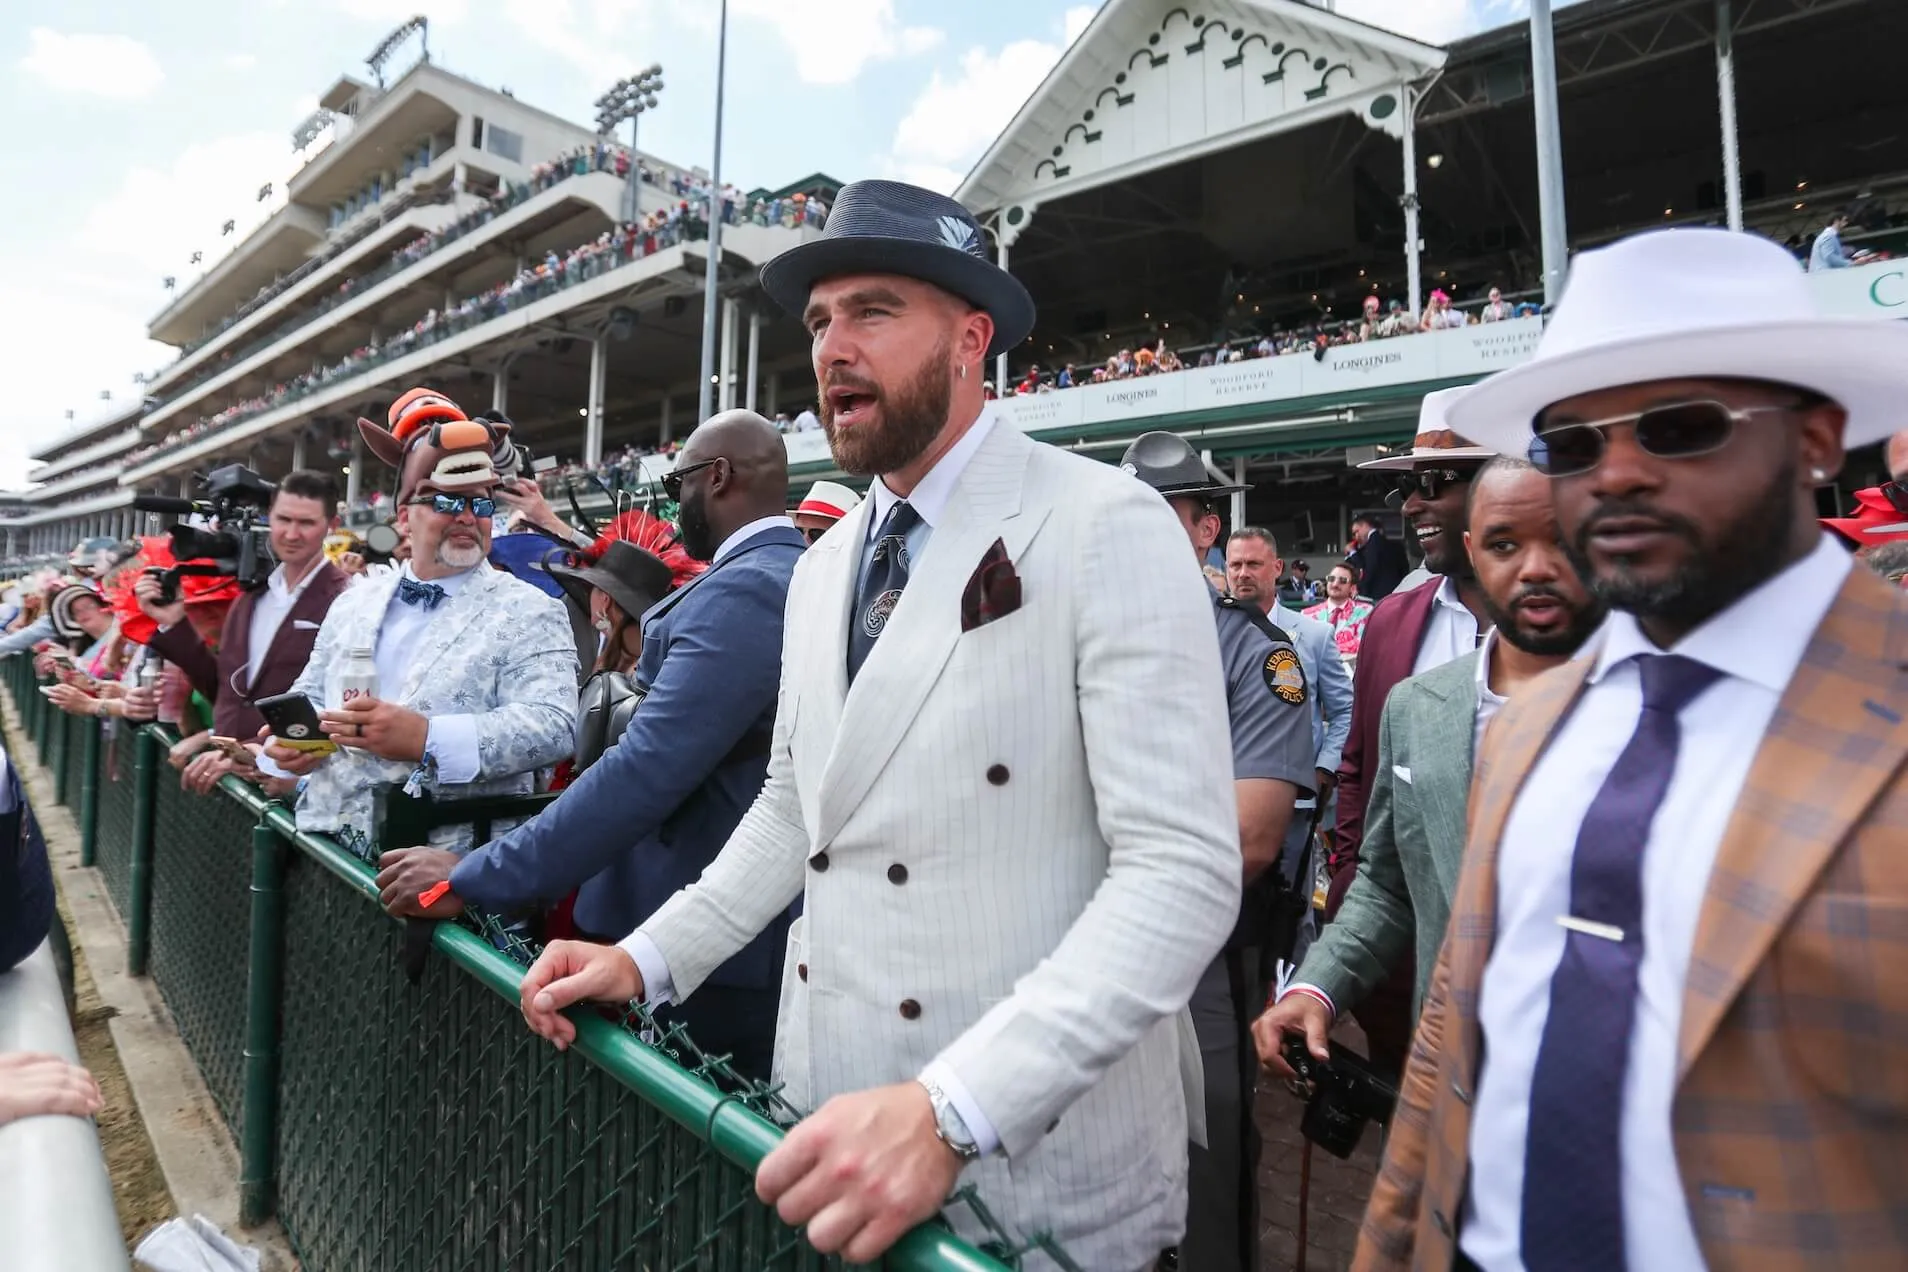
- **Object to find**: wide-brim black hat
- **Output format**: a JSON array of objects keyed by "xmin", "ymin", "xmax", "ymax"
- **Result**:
[
  {"xmin": 759, "ymin": 180, "xmax": 1035, "ymax": 361},
  {"xmin": 547, "ymin": 540, "xmax": 675, "ymax": 625},
  {"xmin": 1119, "ymin": 431, "xmax": 1251, "ymax": 499}
]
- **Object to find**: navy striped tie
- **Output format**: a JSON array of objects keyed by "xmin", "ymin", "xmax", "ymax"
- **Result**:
[
  {"xmin": 1520, "ymin": 652, "xmax": 1722, "ymax": 1271},
  {"xmin": 847, "ymin": 501, "xmax": 919, "ymax": 683}
]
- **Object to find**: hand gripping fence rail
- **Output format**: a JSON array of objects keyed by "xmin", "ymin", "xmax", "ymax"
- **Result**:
[{"xmin": 2, "ymin": 662, "xmax": 1083, "ymax": 1272}]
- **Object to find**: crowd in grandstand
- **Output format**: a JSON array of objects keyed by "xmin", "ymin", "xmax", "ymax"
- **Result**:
[{"xmin": 990, "ymin": 284, "xmax": 1536, "ymax": 397}]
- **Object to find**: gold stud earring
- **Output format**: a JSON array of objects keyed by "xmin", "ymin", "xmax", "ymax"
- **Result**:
[{"xmin": 1811, "ymin": 467, "xmax": 1828, "ymax": 482}]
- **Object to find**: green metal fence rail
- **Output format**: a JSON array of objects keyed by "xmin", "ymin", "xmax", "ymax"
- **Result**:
[{"xmin": 0, "ymin": 670, "xmax": 1021, "ymax": 1272}]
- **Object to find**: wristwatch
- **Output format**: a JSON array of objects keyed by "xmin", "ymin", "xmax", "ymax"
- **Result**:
[{"xmin": 917, "ymin": 1076, "xmax": 980, "ymax": 1162}]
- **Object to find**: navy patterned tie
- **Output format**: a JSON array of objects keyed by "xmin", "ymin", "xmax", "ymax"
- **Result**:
[
  {"xmin": 847, "ymin": 501, "xmax": 919, "ymax": 683},
  {"xmin": 1520, "ymin": 653, "xmax": 1722, "ymax": 1271}
]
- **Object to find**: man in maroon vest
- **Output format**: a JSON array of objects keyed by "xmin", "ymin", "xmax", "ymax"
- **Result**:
[
  {"xmin": 1326, "ymin": 388, "xmax": 1494, "ymax": 1075},
  {"xmin": 137, "ymin": 470, "xmax": 350, "ymax": 793}
]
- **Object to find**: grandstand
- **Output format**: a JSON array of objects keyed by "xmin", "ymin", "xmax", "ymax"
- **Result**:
[{"xmin": 6, "ymin": 0, "xmax": 1904, "ymax": 572}]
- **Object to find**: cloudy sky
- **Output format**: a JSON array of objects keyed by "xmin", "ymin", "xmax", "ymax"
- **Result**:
[{"xmin": 1, "ymin": 0, "xmax": 1552, "ymax": 487}]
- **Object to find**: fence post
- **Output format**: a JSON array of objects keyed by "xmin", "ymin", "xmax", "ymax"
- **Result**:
[
  {"xmin": 52, "ymin": 707, "xmax": 72, "ymax": 805},
  {"xmin": 78, "ymin": 718, "xmax": 101, "ymax": 867},
  {"xmin": 127, "ymin": 728, "xmax": 159, "ymax": 977},
  {"xmin": 31, "ymin": 676, "xmax": 49, "ymax": 758},
  {"xmin": 239, "ymin": 819, "xmax": 287, "ymax": 1226}
]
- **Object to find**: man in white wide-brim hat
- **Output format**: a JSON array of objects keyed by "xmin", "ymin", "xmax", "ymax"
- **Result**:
[{"xmin": 1361, "ymin": 226, "xmax": 1908, "ymax": 1272}]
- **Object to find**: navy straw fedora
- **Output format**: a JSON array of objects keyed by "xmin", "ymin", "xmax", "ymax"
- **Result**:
[{"xmin": 759, "ymin": 180, "xmax": 1035, "ymax": 361}]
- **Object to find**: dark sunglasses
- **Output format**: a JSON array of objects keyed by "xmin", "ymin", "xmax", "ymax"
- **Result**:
[
  {"xmin": 1391, "ymin": 467, "xmax": 1475, "ymax": 503},
  {"xmin": 1879, "ymin": 480, "xmax": 1908, "ymax": 516},
  {"xmin": 1528, "ymin": 400, "xmax": 1798, "ymax": 477},
  {"xmin": 410, "ymin": 493, "xmax": 497, "ymax": 518},
  {"xmin": 801, "ymin": 526, "xmax": 828, "ymax": 545},
  {"xmin": 660, "ymin": 458, "xmax": 720, "ymax": 501}
]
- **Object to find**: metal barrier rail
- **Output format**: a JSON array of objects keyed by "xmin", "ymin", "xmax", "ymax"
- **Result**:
[
  {"xmin": 1, "ymin": 663, "xmax": 1013, "ymax": 1272},
  {"xmin": 0, "ymin": 941, "xmax": 130, "ymax": 1272}
]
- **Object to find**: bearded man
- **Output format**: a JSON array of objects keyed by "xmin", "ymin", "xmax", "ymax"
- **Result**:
[{"xmin": 516, "ymin": 181, "xmax": 1242, "ymax": 1270}]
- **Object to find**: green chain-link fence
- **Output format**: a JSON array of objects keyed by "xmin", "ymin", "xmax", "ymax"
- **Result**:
[
  {"xmin": 0, "ymin": 669, "xmax": 1062, "ymax": 1272},
  {"xmin": 147, "ymin": 766, "xmax": 260, "ymax": 1137},
  {"xmin": 95, "ymin": 723, "xmax": 137, "ymax": 918}
]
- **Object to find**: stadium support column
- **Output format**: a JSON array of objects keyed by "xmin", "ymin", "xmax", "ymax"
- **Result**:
[
  {"xmin": 346, "ymin": 429, "xmax": 363, "ymax": 506},
  {"xmin": 1716, "ymin": 0, "xmax": 1743, "ymax": 232},
  {"xmin": 1402, "ymin": 83, "xmax": 1424, "ymax": 319},
  {"xmin": 291, "ymin": 430, "xmax": 307, "ymax": 472},
  {"xmin": 766, "ymin": 371, "xmax": 781, "ymax": 419},
  {"xmin": 1529, "ymin": 0, "xmax": 1569, "ymax": 306},
  {"xmin": 659, "ymin": 396, "xmax": 673, "ymax": 447},
  {"xmin": 994, "ymin": 236, "xmax": 1011, "ymax": 390},
  {"xmin": 585, "ymin": 335, "xmax": 608, "ymax": 467},
  {"xmin": 745, "ymin": 308, "xmax": 761, "ymax": 414},
  {"xmin": 719, "ymin": 299, "xmax": 740, "ymax": 413},
  {"xmin": 492, "ymin": 351, "xmax": 516, "ymax": 416},
  {"xmin": 993, "ymin": 206, "xmax": 1034, "ymax": 389}
]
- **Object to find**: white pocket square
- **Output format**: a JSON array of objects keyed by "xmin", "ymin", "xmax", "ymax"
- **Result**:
[
  {"xmin": 292, "ymin": 620, "xmax": 322, "ymax": 631},
  {"xmin": 1392, "ymin": 764, "xmax": 1412, "ymax": 784}
]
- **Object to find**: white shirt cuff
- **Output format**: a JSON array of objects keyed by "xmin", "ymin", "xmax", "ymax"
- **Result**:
[
  {"xmin": 425, "ymin": 714, "xmax": 481, "ymax": 784},
  {"xmin": 616, "ymin": 930, "xmax": 676, "ymax": 1007},
  {"xmin": 919, "ymin": 1060, "xmax": 1001, "ymax": 1157},
  {"xmin": 1278, "ymin": 982, "xmax": 1337, "ymax": 1019}
]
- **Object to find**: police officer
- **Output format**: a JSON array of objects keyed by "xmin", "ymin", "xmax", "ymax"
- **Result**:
[{"xmin": 1121, "ymin": 431, "xmax": 1315, "ymax": 1272}]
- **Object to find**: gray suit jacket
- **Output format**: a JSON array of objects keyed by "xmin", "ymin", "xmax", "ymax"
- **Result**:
[{"xmin": 1296, "ymin": 648, "xmax": 1480, "ymax": 1016}]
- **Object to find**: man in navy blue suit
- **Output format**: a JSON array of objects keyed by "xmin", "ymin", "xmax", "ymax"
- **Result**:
[{"xmin": 375, "ymin": 409, "xmax": 805, "ymax": 1079}]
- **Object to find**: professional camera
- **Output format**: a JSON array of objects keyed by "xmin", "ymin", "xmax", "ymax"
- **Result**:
[
  {"xmin": 132, "ymin": 464, "xmax": 280, "ymax": 603},
  {"xmin": 1280, "ymin": 1034, "xmax": 1399, "ymax": 1159}
]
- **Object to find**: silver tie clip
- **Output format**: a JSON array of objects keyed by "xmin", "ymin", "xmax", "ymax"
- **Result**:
[{"xmin": 1557, "ymin": 915, "xmax": 1625, "ymax": 942}]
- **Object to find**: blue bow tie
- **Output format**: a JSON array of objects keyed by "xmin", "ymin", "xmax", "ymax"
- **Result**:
[{"xmin": 396, "ymin": 577, "xmax": 447, "ymax": 611}]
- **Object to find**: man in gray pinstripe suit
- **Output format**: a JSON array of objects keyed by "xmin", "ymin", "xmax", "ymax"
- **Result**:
[{"xmin": 519, "ymin": 181, "xmax": 1243, "ymax": 1269}]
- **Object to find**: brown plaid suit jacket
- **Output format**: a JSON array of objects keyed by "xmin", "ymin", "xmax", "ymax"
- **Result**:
[{"xmin": 1355, "ymin": 566, "xmax": 1908, "ymax": 1272}]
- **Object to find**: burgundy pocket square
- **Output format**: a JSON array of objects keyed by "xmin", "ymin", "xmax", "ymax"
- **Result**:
[{"xmin": 961, "ymin": 539, "xmax": 1022, "ymax": 632}]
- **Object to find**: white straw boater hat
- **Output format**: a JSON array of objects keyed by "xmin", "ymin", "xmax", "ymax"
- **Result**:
[
  {"xmin": 1448, "ymin": 227, "xmax": 1908, "ymax": 455},
  {"xmin": 1359, "ymin": 385, "xmax": 1497, "ymax": 470}
]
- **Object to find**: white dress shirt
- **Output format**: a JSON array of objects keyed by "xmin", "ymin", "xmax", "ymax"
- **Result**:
[
  {"xmin": 623, "ymin": 409, "xmax": 1002, "ymax": 1148},
  {"xmin": 1412, "ymin": 575, "xmax": 1486, "ymax": 676},
  {"xmin": 713, "ymin": 515, "xmax": 796, "ymax": 564},
  {"xmin": 256, "ymin": 562, "xmax": 483, "ymax": 782},
  {"xmin": 1471, "ymin": 628, "xmax": 1510, "ymax": 758},
  {"xmin": 1459, "ymin": 533, "xmax": 1852, "ymax": 1272},
  {"xmin": 244, "ymin": 561, "xmax": 324, "ymax": 690}
]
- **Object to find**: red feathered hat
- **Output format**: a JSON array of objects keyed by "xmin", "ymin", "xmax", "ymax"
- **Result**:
[{"xmin": 591, "ymin": 510, "xmax": 704, "ymax": 588}]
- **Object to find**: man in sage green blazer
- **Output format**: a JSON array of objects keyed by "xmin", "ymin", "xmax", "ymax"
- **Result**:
[{"xmin": 1254, "ymin": 457, "xmax": 1607, "ymax": 1075}]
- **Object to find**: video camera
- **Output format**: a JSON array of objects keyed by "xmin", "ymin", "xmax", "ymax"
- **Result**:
[
  {"xmin": 1279, "ymin": 1035, "xmax": 1398, "ymax": 1159},
  {"xmin": 131, "ymin": 464, "xmax": 280, "ymax": 604}
]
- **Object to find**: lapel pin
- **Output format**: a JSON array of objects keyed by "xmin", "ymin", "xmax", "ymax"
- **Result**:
[{"xmin": 1557, "ymin": 915, "xmax": 1625, "ymax": 943}]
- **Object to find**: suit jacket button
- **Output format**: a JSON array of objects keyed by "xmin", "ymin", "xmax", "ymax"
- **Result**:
[
  {"xmin": 986, "ymin": 764, "xmax": 1009, "ymax": 786},
  {"xmin": 899, "ymin": 998, "xmax": 921, "ymax": 1020},
  {"xmin": 887, "ymin": 863, "xmax": 908, "ymax": 885},
  {"xmin": 810, "ymin": 851, "xmax": 829, "ymax": 872},
  {"xmin": 797, "ymin": 963, "xmax": 808, "ymax": 982}
]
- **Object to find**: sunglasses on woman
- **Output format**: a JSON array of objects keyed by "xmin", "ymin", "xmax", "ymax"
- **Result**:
[
  {"xmin": 409, "ymin": 493, "xmax": 497, "ymax": 518},
  {"xmin": 1527, "ymin": 400, "xmax": 1802, "ymax": 477}
]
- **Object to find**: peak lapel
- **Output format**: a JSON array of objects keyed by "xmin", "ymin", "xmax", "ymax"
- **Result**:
[
  {"xmin": 1444, "ymin": 657, "xmax": 1593, "ymax": 1069},
  {"xmin": 815, "ymin": 426, "xmax": 1039, "ymax": 847},
  {"xmin": 1677, "ymin": 570, "xmax": 1908, "ymax": 1074},
  {"xmin": 800, "ymin": 499, "xmax": 872, "ymax": 754}
]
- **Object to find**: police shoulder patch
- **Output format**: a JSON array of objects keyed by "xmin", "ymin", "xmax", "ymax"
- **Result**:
[{"xmin": 1264, "ymin": 645, "xmax": 1307, "ymax": 706}]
